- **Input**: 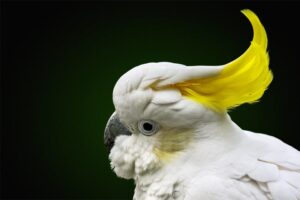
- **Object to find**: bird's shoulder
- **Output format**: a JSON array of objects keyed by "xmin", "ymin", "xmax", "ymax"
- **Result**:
[
  {"xmin": 185, "ymin": 131, "xmax": 300, "ymax": 200},
  {"xmin": 241, "ymin": 131, "xmax": 300, "ymax": 199}
]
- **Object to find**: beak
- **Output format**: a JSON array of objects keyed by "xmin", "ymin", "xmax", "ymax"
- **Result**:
[{"xmin": 104, "ymin": 112, "xmax": 132, "ymax": 152}]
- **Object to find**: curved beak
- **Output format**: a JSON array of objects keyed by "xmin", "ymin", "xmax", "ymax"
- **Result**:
[{"xmin": 104, "ymin": 112, "xmax": 132, "ymax": 152}]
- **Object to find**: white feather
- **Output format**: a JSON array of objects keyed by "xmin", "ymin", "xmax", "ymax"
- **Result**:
[
  {"xmin": 109, "ymin": 62, "xmax": 300, "ymax": 200},
  {"xmin": 151, "ymin": 88, "xmax": 182, "ymax": 105}
]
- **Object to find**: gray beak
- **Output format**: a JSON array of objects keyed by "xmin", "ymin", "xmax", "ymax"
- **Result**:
[{"xmin": 104, "ymin": 112, "xmax": 132, "ymax": 152}]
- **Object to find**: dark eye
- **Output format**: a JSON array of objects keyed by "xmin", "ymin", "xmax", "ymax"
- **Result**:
[{"xmin": 138, "ymin": 120, "xmax": 159, "ymax": 136}]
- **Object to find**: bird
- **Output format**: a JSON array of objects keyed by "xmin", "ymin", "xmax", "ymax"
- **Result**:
[{"xmin": 104, "ymin": 9, "xmax": 300, "ymax": 200}]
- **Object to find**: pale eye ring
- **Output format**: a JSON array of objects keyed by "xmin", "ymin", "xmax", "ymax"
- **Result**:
[{"xmin": 138, "ymin": 120, "xmax": 159, "ymax": 136}]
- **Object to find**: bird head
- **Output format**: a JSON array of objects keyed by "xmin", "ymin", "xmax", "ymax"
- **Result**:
[{"xmin": 104, "ymin": 9, "xmax": 273, "ymax": 179}]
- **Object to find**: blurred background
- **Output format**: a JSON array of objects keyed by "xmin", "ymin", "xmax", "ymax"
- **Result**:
[{"xmin": 1, "ymin": 1, "xmax": 300, "ymax": 199}]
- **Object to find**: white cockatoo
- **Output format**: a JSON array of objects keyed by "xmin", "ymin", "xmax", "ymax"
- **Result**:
[{"xmin": 104, "ymin": 10, "xmax": 300, "ymax": 200}]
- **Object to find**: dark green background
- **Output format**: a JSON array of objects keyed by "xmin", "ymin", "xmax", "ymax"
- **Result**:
[{"xmin": 1, "ymin": 1, "xmax": 300, "ymax": 199}]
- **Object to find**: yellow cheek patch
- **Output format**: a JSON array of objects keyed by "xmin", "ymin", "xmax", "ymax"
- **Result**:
[
  {"xmin": 153, "ymin": 130, "xmax": 192, "ymax": 162},
  {"xmin": 153, "ymin": 148, "xmax": 176, "ymax": 163},
  {"xmin": 174, "ymin": 9, "xmax": 273, "ymax": 112}
]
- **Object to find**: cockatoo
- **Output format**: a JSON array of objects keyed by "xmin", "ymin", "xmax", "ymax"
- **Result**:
[{"xmin": 104, "ymin": 10, "xmax": 300, "ymax": 200}]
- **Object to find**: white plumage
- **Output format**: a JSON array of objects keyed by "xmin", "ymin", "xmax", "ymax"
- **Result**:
[{"xmin": 106, "ymin": 10, "xmax": 300, "ymax": 200}]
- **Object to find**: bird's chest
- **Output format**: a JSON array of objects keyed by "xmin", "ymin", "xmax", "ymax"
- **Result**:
[{"xmin": 133, "ymin": 178, "xmax": 185, "ymax": 200}]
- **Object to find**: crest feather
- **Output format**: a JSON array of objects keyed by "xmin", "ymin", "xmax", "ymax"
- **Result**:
[{"xmin": 174, "ymin": 9, "xmax": 273, "ymax": 112}]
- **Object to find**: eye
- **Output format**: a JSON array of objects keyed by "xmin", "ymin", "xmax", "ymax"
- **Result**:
[{"xmin": 138, "ymin": 120, "xmax": 159, "ymax": 136}]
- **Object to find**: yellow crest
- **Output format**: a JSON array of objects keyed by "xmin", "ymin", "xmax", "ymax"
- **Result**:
[{"xmin": 174, "ymin": 9, "xmax": 273, "ymax": 112}]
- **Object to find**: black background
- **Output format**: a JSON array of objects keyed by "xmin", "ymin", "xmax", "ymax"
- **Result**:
[{"xmin": 1, "ymin": 1, "xmax": 300, "ymax": 199}]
